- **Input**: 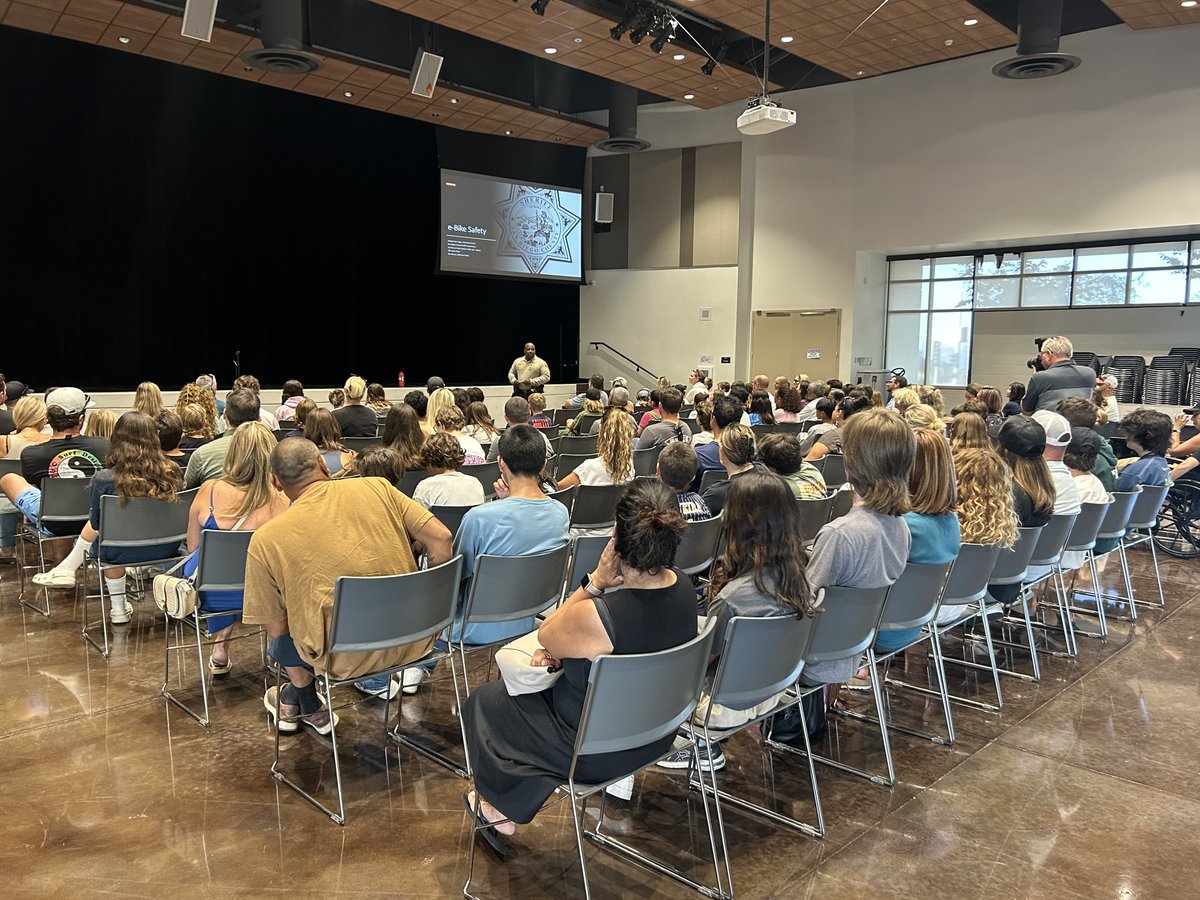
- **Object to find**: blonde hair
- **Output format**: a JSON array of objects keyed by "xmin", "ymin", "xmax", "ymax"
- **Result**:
[
  {"xmin": 343, "ymin": 375, "xmax": 366, "ymax": 402},
  {"xmin": 954, "ymin": 448, "xmax": 1019, "ymax": 548},
  {"xmin": 718, "ymin": 423, "xmax": 756, "ymax": 468},
  {"xmin": 596, "ymin": 407, "xmax": 634, "ymax": 482},
  {"xmin": 179, "ymin": 402, "xmax": 213, "ymax": 438},
  {"xmin": 903, "ymin": 404, "xmax": 943, "ymax": 433},
  {"xmin": 13, "ymin": 396, "xmax": 47, "ymax": 432},
  {"xmin": 528, "ymin": 393, "xmax": 547, "ymax": 413},
  {"xmin": 83, "ymin": 408, "xmax": 118, "ymax": 439},
  {"xmin": 425, "ymin": 387, "xmax": 457, "ymax": 432},
  {"xmin": 892, "ymin": 387, "xmax": 921, "ymax": 412},
  {"xmin": 917, "ymin": 385, "xmax": 945, "ymax": 417},
  {"xmin": 133, "ymin": 381, "xmax": 164, "ymax": 418},
  {"xmin": 950, "ymin": 412, "xmax": 990, "ymax": 453},
  {"xmin": 220, "ymin": 422, "xmax": 280, "ymax": 518},
  {"xmin": 842, "ymin": 408, "xmax": 913, "ymax": 516},
  {"xmin": 909, "ymin": 428, "xmax": 956, "ymax": 516},
  {"xmin": 176, "ymin": 383, "xmax": 218, "ymax": 432}
]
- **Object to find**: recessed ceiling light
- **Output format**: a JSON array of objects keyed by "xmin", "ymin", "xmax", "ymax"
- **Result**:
[
  {"xmin": 544, "ymin": 47, "xmax": 557, "ymax": 54},
  {"xmin": 856, "ymin": 70, "xmax": 864, "ymax": 76},
  {"xmin": 683, "ymin": 92, "xmax": 695, "ymax": 99},
  {"xmin": 505, "ymin": 129, "xmax": 513, "ymax": 135},
  {"xmin": 944, "ymin": 38, "xmax": 954, "ymax": 45},
  {"xmin": 780, "ymin": 35, "xmax": 794, "ymax": 43},
  {"xmin": 1183, "ymin": 1, "xmax": 1198, "ymax": 7},
  {"xmin": 963, "ymin": 17, "xmax": 978, "ymax": 25},
  {"xmin": 445, "ymin": 181, "xmax": 457, "ymax": 187},
  {"xmin": 343, "ymin": 90, "xmax": 353, "ymax": 97},
  {"xmin": 673, "ymin": 53, "xmax": 685, "ymax": 60},
  {"xmin": 450, "ymin": 97, "xmax": 459, "ymax": 104},
  {"xmin": 117, "ymin": 35, "xmax": 132, "ymax": 44},
  {"xmin": 573, "ymin": 36, "xmax": 583, "ymax": 43}
]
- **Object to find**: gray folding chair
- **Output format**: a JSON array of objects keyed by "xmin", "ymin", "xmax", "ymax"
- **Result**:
[
  {"xmin": 977, "ymin": 526, "xmax": 1045, "ymax": 684},
  {"xmin": 632, "ymin": 444, "xmax": 664, "ymax": 478},
  {"xmin": 1112, "ymin": 483, "xmax": 1170, "ymax": 613},
  {"xmin": 559, "ymin": 434, "xmax": 598, "ymax": 456},
  {"xmin": 272, "ymin": 555, "xmax": 463, "ymax": 825},
  {"xmin": 0, "ymin": 458, "xmax": 18, "ymax": 585},
  {"xmin": 463, "ymin": 618, "xmax": 720, "ymax": 900},
  {"xmin": 1075, "ymin": 488, "xmax": 1141, "ymax": 620},
  {"xmin": 15, "ymin": 476, "xmax": 92, "ymax": 618},
  {"xmin": 552, "ymin": 408, "xmax": 573, "ymax": 428},
  {"xmin": 698, "ymin": 469, "xmax": 725, "ymax": 495},
  {"xmin": 775, "ymin": 422, "xmax": 805, "ymax": 436},
  {"xmin": 796, "ymin": 495, "xmax": 834, "ymax": 544},
  {"xmin": 674, "ymin": 513, "xmax": 723, "ymax": 577},
  {"xmin": 827, "ymin": 487, "xmax": 854, "ymax": 522},
  {"xmin": 562, "ymin": 535, "xmax": 610, "ymax": 603},
  {"xmin": 1057, "ymin": 501, "xmax": 1113, "ymax": 640},
  {"xmin": 429, "ymin": 504, "xmax": 478, "ymax": 540},
  {"xmin": 818, "ymin": 454, "xmax": 846, "ymax": 488},
  {"xmin": 751, "ymin": 424, "xmax": 777, "ymax": 438},
  {"xmin": 395, "ymin": 469, "xmax": 429, "ymax": 497},
  {"xmin": 1015, "ymin": 512, "xmax": 1080, "ymax": 659},
  {"xmin": 569, "ymin": 483, "xmax": 626, "ymax": 531},
  {"xmin": 555, "ymin": 453, "xmax": 597, "ymax": 480},
  {"xmin": 547, "ymin": 483, "xmax": 578, "ymax": 516},
  {"xmin": 683, "ymin": 418, "xmax": 701, "ymax": 434},
  {"xmin": 849, "ymin": 561, "xmax": 955, "ymax": 745},
  {"xmin": 461, "ymin": 461, "xmax": 501, "ymax": 500},
  {"xmin": 765, "ymin": 584, "xmax": 893, "ymax": 785},
  {"xmin": 162, "ymin": 528, "xmax": 255, "ymax": 726},
  {"xmin": 341, "ymin": 436, "xmax": 378, "ymax": 453},
  {"xmin": 924, "ymin": 543, "xmax": 1005, "ymax": 711},
  {"xmin": 82, "ymin": 489, "xmax": 197, "ymax": 658}
]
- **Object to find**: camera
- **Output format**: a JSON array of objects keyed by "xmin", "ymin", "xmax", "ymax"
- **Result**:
[{"xmin": 1026, "ymin": 337, "xmax": 1047, "ymax": 372}]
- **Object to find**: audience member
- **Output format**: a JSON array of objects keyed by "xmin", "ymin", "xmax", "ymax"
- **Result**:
[
  {"xmin": 232, "ymin": 375, "xmax": 281, "ymax": 430},
  {"xmin": 347, "ymin": 446, "xmax": 406, "ymax": 482},
  {"xmin": 0, "ymin": 395, "xmax": 51, "ymax": 563},
  {"xmin": 566, "ymin": 389, "xmax": 605, "ymax": 436},
  {"xmin": 564, "ymin": 374, "xmax": 608, "ymax": 410},
  {"xmin": 903, "ymin": 404, "xmax": 943, "ymax": 434},
  {"xmin": 774, "ymin": 386, "xmax": 803, "ymax": 422},
  {"xmin": 527, "ymin": 393, "xmax": 553, "ymax": 429},
  {"xmin": 82, "ymin": 407, "xmax": 118, "ymax": 439},
  {"xmin": 274, "ymin": 380, "xmax": 305, "ymax": 423},
  {"xmin": 995, "ymin": 417, "xmax": 1056, "ymax": 530},
  {"xmin": 977, "ymin": 387, "xmax": 1004, "ymax": 429},
  {"xmin": 288, "ymin": 398, "xmax": 316, "ymax": 438},
  {"xmin": 365, "ymin": 383, "xmax": 391, "ymax": 412},
  {"xmin": 1056, "ymin": 397, "xmax": 1116, "ymax": 490},
  {"xmin": 435, "ymin": 405, "xmax": 486, "ymax": 465},
  {"xmin": 1095, "ymin": 375, "xmax": 1121, "ymax": 424},
  {"xmin": 132, "ymin": 381, "xmax": 165, "ymax": 418},
  {"xmin": 403, "ymin": 390, "xmax": 429, "ymax": 432},
  {"xmin": 683, "ymin": 369, "xmax": 707, "ymax": 404},
  {"xmin": 1031, "ymin": 410, "xmax": 1084, "ymax": 516},
  {"xmin": 891, "ymin": 387, "xmax": 920, "ymax": 415},
  {"xmin": 797, "ymin": 398, "xmax": 837, "ymax": 455},
  {"xmin": 467, "ymin": 387, "xmax": 486, "ymax": 405},
  {"xmin": 747, "ymin": 391, "xmax": 776, "ymax": 427},
  {"xmin": 195, "ymin": 374, "xmax": 225, "ymax": 417},
  {"xmin": 806, "ymin": 395, "xmax": 870, "ymax": 462},
  {"xmin": 301, "ymin": 407, "xmax": 355, "ymax": 476},
  {"xmin": 693, "ymin": 396, "xmax": 744, "ymax": 488},
  {"xmin": 637, "ymin": 387, "xmax": 692, "ymax": 449},
  {"xmin": 954, "ymin": 448, "xmax": 1021, "ymax": 608},
  {"xmin": 1004, "ymin": 382, "xmax": 1025, "ymax": 417},
  {"xmin": 328, "ymin": 388, "xmax": 345, "ymax": 409},
  {"xmin": 486, "ymin": 397, "xmax": 554, "ymax": 465},
  {"xmin": 462, "ymin": 402, "xmax": 501, "ymax": 445},
  {"xmin": 425, "ymin": 388, "xmax": 458, "ymax": 437},
  {"xmin": 178, "ymin": 403, "xmax": 214, "ymax": 450},
  {"xmin": 332, "ymin": 375, "xmax": 377, "ymax": 437},
  {"xmin": 1022, "ymin": 336, "xmax": 1096, "ymax": 412},
  {"xmin": 692, "ymin": 401, "xmax": 715, "ymax": 447},
  {"xmin": 156, "ymin": 410, "xmax": 186, "ymax": 463},
  {"xmin": 557, "ymin": 408, "xmax": 634, "ymax": 490},
  {"xmin": 656, "ymin": 442, "xmax": 711, "ymax": 522},
  {"xmin": 589, "ymin": 386, "xmax": 638, "ymax": 434},
  {"xmin": 758, "ymin": 432, "xmax": 826, "ymax": 500},
  {"xmin": 461, "ymin": 478, "xmax": 693, "ymax": 847},
  {"xmin": 701, "ymin": 424, "xmax": 767, "ymax": 516},
  {"xmin": 1116, "ymin": 409, "xmax": 1173, "ymax": 491},
  {"xmin": 177, "ymin": 382, "xmax": 221, "ymax": 435},
  {"xmin": 412, "ymin": 433, "xmax": 486, "ymax": 510},
  {"xmin": 918, "ymin": 385, "xmax": 945, "ymax": 418},
  {"xmin": 426, "ymin": 376, "xmax": 446, "ymax": 395},
  {"xmin": 379, "ymin": 402, "xmax": 426, "ymax": 471},
  {"xmin": 949, "ymin": 411, "xmax": 990, "ymax": 453}
]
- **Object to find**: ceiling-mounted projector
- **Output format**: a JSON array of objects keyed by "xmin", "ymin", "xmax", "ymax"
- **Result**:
[{"xmin": 737, "ymin": 97, "xmax": 795, "ymax": 135}]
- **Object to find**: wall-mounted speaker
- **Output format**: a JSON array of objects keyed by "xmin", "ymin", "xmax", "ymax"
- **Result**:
[
  {"xmin": 181, "ymin": 0, "xmax": 218, "ymax": 42},
  {"xmin": 410, "ymin": 49, "xmax": 444, "ymax": 100},
  {"xmin": 594, "ymin": 191, "xmax": 614, "ymax": 224}
]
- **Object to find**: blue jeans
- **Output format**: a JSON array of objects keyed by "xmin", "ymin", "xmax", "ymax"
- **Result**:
[{"xmin": 0, "ymin": 511, "xmax": 17, "ymax": 550}]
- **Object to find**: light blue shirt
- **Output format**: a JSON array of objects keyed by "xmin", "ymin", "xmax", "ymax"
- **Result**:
[{"xmin": 450, "ymin": 496, "xmax": 570, "ymax": 644}]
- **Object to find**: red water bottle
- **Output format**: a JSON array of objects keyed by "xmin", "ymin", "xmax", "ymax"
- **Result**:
[{"xmin": 397, "ymin": 370, "xmax": 405, "ymax": 388}]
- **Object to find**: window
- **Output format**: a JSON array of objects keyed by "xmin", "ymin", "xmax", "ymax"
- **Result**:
[{"xmin": 886, "ymin": 235, "xmax": 1199, "ymax": 386}]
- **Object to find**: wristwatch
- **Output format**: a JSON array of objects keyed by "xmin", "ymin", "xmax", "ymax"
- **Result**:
[{"xmin": 580, "ymin": 572, "xmax": 603, "ymax": 598}]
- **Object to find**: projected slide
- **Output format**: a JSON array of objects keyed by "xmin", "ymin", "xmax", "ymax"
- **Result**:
[{"xmin": 440, "ymin": 169, "xmax": 582, "ymax": 282}]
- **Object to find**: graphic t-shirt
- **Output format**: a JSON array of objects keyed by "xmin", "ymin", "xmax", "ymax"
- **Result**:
[{"xmin": 20, "ymin": 435, "xmax": 109, "ymax": 484}]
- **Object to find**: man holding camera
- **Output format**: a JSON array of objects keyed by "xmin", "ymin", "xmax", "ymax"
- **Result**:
[{"xmin": 1022, "ymin": 336, "xmax": 1096, "ymax": 414}]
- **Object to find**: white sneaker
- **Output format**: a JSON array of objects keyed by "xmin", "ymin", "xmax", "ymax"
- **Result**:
[
  {"xmin": 32, "ymin": 570, "xmax": 76, "ymax": 588},
  {"xmin": 401, "ymin": 667, "xmax": 426, "ymax": 695},
  {"xmin": 605, "ymin": 775, "xmax": 635, "ymax": 801},
  {"xmin": 109, "ymin": 600, "xmax": 134, "ymax": 625}
]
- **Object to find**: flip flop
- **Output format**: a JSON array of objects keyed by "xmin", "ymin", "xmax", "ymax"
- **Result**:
[{"xmin": 462, "ymin": 793, "xmax": 509, "ymax": 860}]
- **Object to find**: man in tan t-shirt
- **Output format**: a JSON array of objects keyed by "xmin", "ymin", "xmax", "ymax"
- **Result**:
[{"xmin": 244, "ymin": 438, "xmax": 452, "ymax": 735}]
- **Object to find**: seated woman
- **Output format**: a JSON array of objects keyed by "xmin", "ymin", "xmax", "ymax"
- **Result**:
[
  {"xmin": 286, "ymin": 398, "xmax": 316, "ymax": 439},
  {"xmin": 1, "ymin": 396, "xmax": 52, "ymax": 562},
  {"xmin": 977, "ymin": 387, "xmax": 1005, "ymax": 430},
  {"xmin": 424, "ymin": 387, "xmax": 458, "ymax": 437},
  {"xmin": 903, "ymin": 403, "xmax": 944, "ymax": 434},
  {"xmin": 774, "ymin": 386, "xmax": 803, "ymax": 423},
  {"xmin": 954, "ymin": 448, "xmax": 1021, "ymax": 609},
  {"xmin": 462, "ymin": 401, "xmax": 501, "ymax": 446},
  {"xmin": 30, "ymin": 412, "xmax": 182, "ymax": 621},
  {"xmin": 412, "ymin": 433, "xmax": 486, "ymax": 510},
  {"xmin": 365, "ymin": 382, "xmax": 391, "ymax": 413},
  {"xmin": 183, "ymin": 422, "xmax": 289, "ymax": 673},
  {"xmin": 658, "ymin": 472, "xmax": 815, "ymax": 771},
  {"xmin": 805, "ymin": 395, "xmax": 870, "ymax": 462},
  {"xmin": 1003, "ymin": 382, "xmax": 1025, "ymax": 418},
  {"xmin": 176, "ymin": 382, "xmax": 221, "ymax": 436},
  {"xmin": 82, "ymin": 408, "xmax": 118, "ymax": 439},
  {"xmin": 950, "ymin": 411, "xmax": 990, "ymax": 454},
  {"xmin": 797, "ymin": 397, "xmax": 837, "ymax": 455},
  {"xmin": 132, "ymin": 381, "xmax": 165, "ymax": 418},
  {"xmin": 273, "ymin": 379, "xmax": 306, "ymax": 424},
  {"xmin": 434, "ymin": 405, "xmax": 486, "ymax": 466},
  {"xmin": 557, "ymin": 407, "xmax": 635, "ymax": 490},
  {"xmin": 379, "ymin": 401, "xmax": 426, "ymax": 471},
  {"xmin": 747, "ymin": 390, "xmax": 775, "ymax": 427},
  {"xmin": 881, "ymin": 428, "xmax": 960, "ymax": 641},
  {"xmin": 462, "ymin": 479, "xmax": 697, "ymax": 845},
  {"xmin": 303, "ymin": 408, "xmax": 356, "ymax": 475}
]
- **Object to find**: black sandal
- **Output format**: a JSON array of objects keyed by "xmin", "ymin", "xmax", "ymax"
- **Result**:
[{"xmin": 462, "ymin": 793, "xmax": 510, "ymax": 860}]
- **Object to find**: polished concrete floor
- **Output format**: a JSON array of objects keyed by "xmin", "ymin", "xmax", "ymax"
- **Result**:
[{"xmin": 1, "ymin": 546, "xmax": 1197, "ymax": 899}]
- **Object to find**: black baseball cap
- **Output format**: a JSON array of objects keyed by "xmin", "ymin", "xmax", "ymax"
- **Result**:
[
  {"xmin": 1184, "ymin": 407, "xmax": 1200, "ymax": 415},
  {"xmin": 1067, "ymin": 427, "xmax": 1104, "ymax": 458},
  {"xmin": 3, "ymin": 380, "xmax": 29, "ymax": 401},
  {"xmin": 997, "ymin": 416, "xmax": 1046, "ymax": 459}
]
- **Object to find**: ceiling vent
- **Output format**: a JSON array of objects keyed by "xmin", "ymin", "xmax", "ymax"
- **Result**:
[
  {"xmin": 593, "ymin": 84, "xmax": 650, "ymax": 153},
  {"xmin": 992, "ymin": 0, "xmax": 1080, "ymax": 80},
  {"xmin": 240, "ymin": 0, "xmax": 322, "ymax": 74}
]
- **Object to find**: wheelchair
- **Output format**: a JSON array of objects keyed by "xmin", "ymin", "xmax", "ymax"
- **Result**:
[{"xmin": 1154, "ymin": 465, "xmax": 1200, "ymax": 560}]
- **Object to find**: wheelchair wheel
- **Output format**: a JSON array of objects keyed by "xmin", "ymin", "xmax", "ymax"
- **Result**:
[{"xmin": 1154, "ymin": 481, "xmax": 1200, "ymax": 560}]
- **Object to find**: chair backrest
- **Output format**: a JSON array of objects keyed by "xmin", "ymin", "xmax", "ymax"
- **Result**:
[
  {"xmin": 804, "ymin": 584, "xmax": 890, "ymax": 664},
  {"xmin": 96, "ymin": 489, "xmax": 198, "ymax": 559},
  {"xmin": 548, "ymin": 484, "xmax": 578, "ymax": 515},
  {"xmin": 564, "ymin": 534, "xmax": 609, "ymax": 599},
  {"xmin": 462, "ymin": 543, "xmax": 572, "ymax": 624},
  {"xmin": 554, "ymin": 453, "xmax": 597, "ymax": 480},
  {"xmin": 698, "ymin": 469, "xmax": 725, "ymax": 495},
  {"xmin": 828, "ymin": 486, "xmax": 854, "ymax": 522},
  {"xmin": 941, "ymin": 543, "xmax": 1003, "ymax": 606},
  {"xmin": 35, "ymin": 477, "xmax": 93, "ymax": 526},
  {"xmin": 559, "ymin": 434, "xmax": 598, "ymax": 456},
  {"xmin": 329, "ymin": 555, "xmax": 463, "ymax": 655},
  {"xmin": 1096, "ymin": 489, "xmax": 1140, "ymax": 539},
  {"xmin": 1028, "ymin": 513, "xmax": 1078, "ymax": 567},
  {"xmin": 574, "ymin": 616, "xmax": 717, "ymax": 758},
  {"xmin": 342, "ymin": 436, "xmax": 378, "ymax": 454},
  {"xmin": 461, "ymin": 461, "xmax": 501, "ymax": 499},
  {"xmin": 751, "ymin": 424, "xmax": 777, "ymax": 438},
  {"xmin": 878, "ymin": 561, "xmax": 953, "ymax": 632},
  {"xmin": 1063, "ymin": 501, "xmax": 1110, "ymax": 553},
  {"xmin": 800, "ymin": 420, "xmax": 818, "ymax": 433},
  {"xmin": 395, "ymin": 469, "xmax": 429, "ymax": 497},
  {"xmin": 988, "ymin": 526, "xmax": 1042, "ymax": 586},
  {"xmin": 429, "ymin": 504, "xmax": 477, "ymax": 540},
  {"xmin": 674, "ymin": 513, "xmax": 723, "ymax": 576},
  {"xmin": 683, "ymin": 419, "xmax": 701, "ymax": 434},
  {"xmin": 820, "ymin": 454, "xmax": 847, "ymax": 487},
  {"xmin": 552, "ymin": 408, "xmax": 573, "ymax": 427},
  {"xmin": 796, "ymin": 495, "xmax": 835, "ymax": 543},
  {"xmin": 710, "ymin": 614, "xmax": 815, "ymax": 711},
  {"xmin": 569, "ymin": 483, "xmax": 627, "ymax": 529},
  {"xmin": 774, "ymin": 422, "xmax": 805, "ymax": 436},
  {"xmin": 0, "ymin": 458, "xmax": 22, "ymax": 479},
  {"xmin": 1126, "ymin": 482, "xmax": 1170, "ymax": 529},
  {"xmin": 193, "ymin": 529, "xmax": 253, "ymax": 593},
  {"xmin": 632, "ymin": 444, "xmax": 665, "ymax": 478},
  {"xmin": 272, "ymin": 428, "xmax": 289, "ymax": 442}
]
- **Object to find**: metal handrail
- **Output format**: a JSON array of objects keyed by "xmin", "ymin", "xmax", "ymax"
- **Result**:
[{"xmin": 588, "ymin": 342, "xmax": 659, "ymax": 380}]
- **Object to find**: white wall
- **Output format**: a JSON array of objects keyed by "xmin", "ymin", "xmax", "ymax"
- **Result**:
[
  {"xmin": 579, "ymin": 267, "xmax": 739, "ymax": 390},
  {"xmin": 597, "ymin": 23, "xmax": 1200, "ymax": 385}
]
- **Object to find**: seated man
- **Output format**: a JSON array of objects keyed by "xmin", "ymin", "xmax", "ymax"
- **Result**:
[
  {"xmin": 485, "ymin": 397, "xmax": 554, "ymax": 463},
  {"xmin": 759, "ymin": 432, "xmax": 827, "ymax": 499},
  {"xmin": 184, "ymin": 388, "xmax": 262, "ymax": 489},
  {"xmin": 637, "ymin": 387, "xmax": 692, "ymax": 449},
  {"xmin": 244, "ymin": 438, "xmax": 453, "ymax": 733},
  {"xmin": 692, "ymin": 396, "xmax": 746, "ymax": 491},
  {"xmin": 563, "ymin": 373, "xmax": 608, "ymax": 410},
  {"xmin": 1056, "ymin": 397, "xmax": 1117, "ymax": 491},
  {"xmin": 657, "ymin": 441, "xmax": 711, "ymax": 522}
]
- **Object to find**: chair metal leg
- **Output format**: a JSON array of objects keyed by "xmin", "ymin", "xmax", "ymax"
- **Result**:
[
  {"xmin": 17, "ymin": 532, "xmax": 52, "ymax": 618},
  {"xmin": 570, "ymin": 791, "xmax": 593, "ymax": 900},
  {"xmin": 81, "ymin": 560, "xmax": 112, "ymax": 659},
  {"xmin": 389, "ymin": 649, "xmax": 471, "ymax": 778},
  {"xmin": 850, "ymin": 634, "xmax": 956, "ymax": 747},
  {"xmin": 270, "ymin": 673, "xmax": 346, "ymax": 825}
]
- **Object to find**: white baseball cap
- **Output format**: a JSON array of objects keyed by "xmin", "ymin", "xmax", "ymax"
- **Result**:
[{"xmin": 1031, "ymin": 409, "xmax": 1072, "ymax": 447}]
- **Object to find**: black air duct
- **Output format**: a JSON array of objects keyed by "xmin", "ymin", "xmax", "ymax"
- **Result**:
[
  {"xmin": 992, "ymin": 0, "xmax": 1080, "ymax": 80},
  {"xmin": 241, "ymin": 0, "xmax": 322, "ymax": 74},
  {"xmin": 593, "ymin": 84, "xmax": 650, "ymax": 153}
]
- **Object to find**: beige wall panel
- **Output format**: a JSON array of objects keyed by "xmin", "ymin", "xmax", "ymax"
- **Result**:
[
  {"xmin": 627, "ymin": 149, "xmax": 682, "ymax": 269},
  {"xmin": 692, "ymin": 143, "xmax": 741, "ymax": 266}
]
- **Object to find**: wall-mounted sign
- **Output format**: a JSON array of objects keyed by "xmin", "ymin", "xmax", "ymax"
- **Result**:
[{"xmin": 806, "ymin": 349, "xmax": 821, "ymax": 359}]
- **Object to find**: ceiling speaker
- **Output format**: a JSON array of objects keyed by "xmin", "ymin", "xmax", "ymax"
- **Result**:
[
  {"xmin": 410, "ymin": 49, "xmax": 444, "ymax": 100},
  {"xmin": 181, "ymin": 0, "xmax": 218, "ymax": 42}
]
